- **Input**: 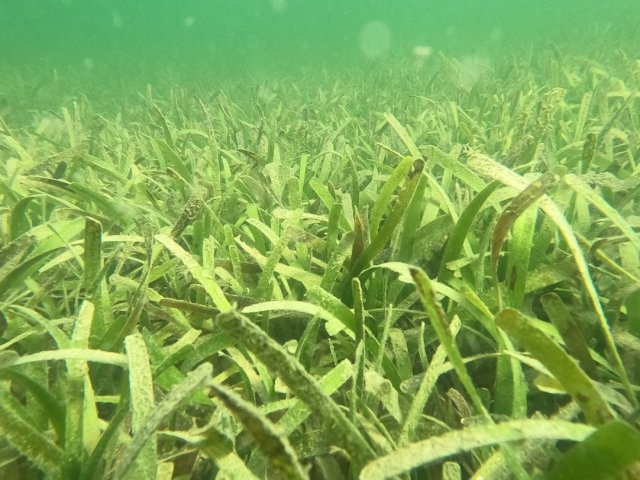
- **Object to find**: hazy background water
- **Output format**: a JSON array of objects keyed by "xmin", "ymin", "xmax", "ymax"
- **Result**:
[{"xmin": 2, "ymin": 0, "xmax": 639, "ymax": 76}]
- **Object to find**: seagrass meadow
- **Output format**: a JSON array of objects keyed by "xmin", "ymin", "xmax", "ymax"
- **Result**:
[{"xmin": 2, "ymin": 35, "xmax": 640, "ymax": 480}]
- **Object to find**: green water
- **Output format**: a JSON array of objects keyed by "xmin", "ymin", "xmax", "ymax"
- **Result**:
[{"xmin": 2, "ymin": 0, "xmax": 639, "ymax": 75}]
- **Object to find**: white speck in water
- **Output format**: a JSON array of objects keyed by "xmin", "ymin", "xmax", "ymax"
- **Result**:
[
  {"xmin": 455, "ymin": 55, "xmax": 492, "ymax": 91},
  {"xmin": 358, "ymin": 21, "xmax": 392, "ymax": 59},
  {"xmin": 270, "ymin": 0, "xmax": 287, "ymax": 13},
  {"xmin": 491, "ymin": 28, "xmax": 504, "ymax": 42},
  {"xmin": 413, "ymin": 45, "xmax": 433, "ymax": 58},
  {"xmin": 111, "ymin": 10, "xmax": 123, "ymax": 29},
  {"xmin": 412, "ymin": 45, "xmax": 433, "ymax": 68}
]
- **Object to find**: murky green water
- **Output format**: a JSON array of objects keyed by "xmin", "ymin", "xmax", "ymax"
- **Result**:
[{"xmin": 2, "ymin": 0, "xmax": 639, "ymax": 75}]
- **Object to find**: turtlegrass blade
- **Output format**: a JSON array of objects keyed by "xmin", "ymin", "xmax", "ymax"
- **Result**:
[
  {"xmin": 83, "ymin": 217, "xmax": 103, "ymax": 334},
  {"xmin": 255, "ymin": 228, "xmax": 287, "ymax": 299},
  {"xmin": 242, "ymin": 299, "xmax": 354, "ymax": 334},
  {"xmin": 369, "ymin": 155, "xmax": 413, "ymax": 237},
  {"xmin": 388, "ymin": 329, "xmax": 412, "ymax": 381},
  {"xmin": 80, "ymin": 396, "xmax": 131, "ymax": 480},
  {"xmin": 11, "ymin": 349, "xmax": 128, "ymax": 367},
  {"xmin": 305, "ymin": 285, "xmax": 357, "ymax": 334},
  {"xmin": 540, "ymin": 293, "xmax": 597, "ymax": 377},
  {"xmin": 248, "ymin": 359, "xmax": 355, "ymax": 475},
  {"xmin": 564, "ymin": 173, "xmax": 640, "ymax": 252},
  {"xmin": 545, "ymin": 420, "xmax": 640, "ymax": 480},
  {"xmin": 496, "ymin": 308, "xmax": 614, "ymax": 425},
  {"xmin": 350, "ymin": 209, "xmax": 367, "ymax": 271},
  {"xmin": 274, "ymin": 359, "xmax": 353, "ymax": 436},
  {"xmin": 304, "ymin": 286, "xmax": 402, "ymax": 385},
  {"xmin": 295, "ymin": 315, "xmax": 322, "ymax": 370},
  {"xmin": 222, "ymin": 224, "xmax": 246, "ymax": 290},
  {"xmin": 398, "ymin": 172, "xmax": 428, "ymax": 261},
  {"xmin": 1, "ymin": 133, "xmax": 34, "ymax": 163},
  {"xmin": 491, "ymin": 172, "xmax": 557, "ymax": 270},
  {"xmin": 181, "ymin": 426, "xmax": 259, "ymax": 480},
  {"xmin": 0, "ymin": 234, "xmax": 37, "ymax": 284},
  {"xmin": 398, "ymin": 316, "xmax": 461, "ymax": 445},
  {"xmin": 215, "ymin": 309, "xmax": 376, "ymax": 469},
  {"xmin": 360, "ymin": 419, "xmax": 595, "ymax": 480},
  {"xmin": 352, "ymin": 278, "xmax": 366, "ymax": 413},
  {"xmin": 505, "ymin": 206, "xmax": 537, "ymax": 308},
  {"xmin": 579, "ymin": 132, "xmax": 597, "ymax": 173},
  {"xmin": 410, "ymin": 267, "xmax": 490, "ymax": 420},
  {"xmin": 424, "ymin": 145, "xmax": 486, "ymax": 192},
  {"xmin": 83, "ymin": 217, "xmax": 102, "ymax": 294},
  {"xmin": 0, "ymin": 385, "xmax": 64, "ymax": 479},
  {"xmin": 627, "ymin": 288, "xmax": 640, "ymax": 338},
  {"xmin": 100, "ymin": 277, "xmax": 147, "ymax": 351},
  {"xmin": 125, "ymin": 333, "xmax": 157, "ymax": 480},
  {"xmin": 235, "ymin": 236, "xmax": 322, "ymax": 287},
  {"xmin": 383, "ymin": 113, "xmax": 422, "ymax": 159},
  {"xmin": 309, "ymin": 177, "xmax": 334, "ymax": 210},
  {"xmin": 437, "ymin": 181, "xmax": 499, "ymax": 283},
  {"xmin": 65, "ymin": 300, "xmax": 98, "ymax": 478},
  {"xmin": 348, "ymin": 159, "xmax": 424, "ymax": 280},
  {"xmin": 9, "ymin": 195, "xmax": 38, "ymax": 240},
  {"xmin": 321, "ymin": 232, "xmax": 353, "ymax": 291},
  {"xmin": 155, "ymin": 233, "xmax": 231, "ymax": 311},
  {"xmin": 3, "ymin": 269, "xmax": 63, "ymax": 317},
  {"xmin": 114, "ymin": 362, "xmax": 213, "ymax": 480},
  {"xmin": 325, "ymin": 202, "xmax": 342, "ymax": 258},
  {"xmin": 469, "ymin": 402, "xmax": 582, "ymax": 480},
  {"xmin": 154, "ymin": 139, "xmax": 192, "ymax": 183},
  {"xmin": 141, "ymin": 329, "xmax": 212, "ymax": 405},
  {"xmin": 69, "ymin": 182, "xmax": 131, "ymax": 221},
  {"xmin": 208, "ymin": 381, "xmax": 308, "ymax": 480},
  {"xmin": 0, "ymin": 368, "xmax": 65, "ymax": 439}
]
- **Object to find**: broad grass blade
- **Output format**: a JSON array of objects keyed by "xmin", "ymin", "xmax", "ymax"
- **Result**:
[
  {"xmin": 155, "ymin": 233, "xmax": 231, "ymax": 311},
  {"xmin": 114, "ymin": 363, "xmax": 213, "ymax": 480},
  {"xmin": 209, "ymin": 381, "xmax": 308, "ymax": 480},
  {"xmin": 125, "ymin": 333, "xmax": 157, "ymax": 480},
  {"xmin": 361, "ymin": 419, "xmax": 594, "ymax": 480},
  {"xmin": 496, "ymin": 308, "xmax": 614, "ymax": 425},
  {"xmin": 215, "ymin": 310, "xmax": 375, "ymax": 468},
  {"xmin": 546, "ymin": 420, "xmax": 640, "ymax": 480}
]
